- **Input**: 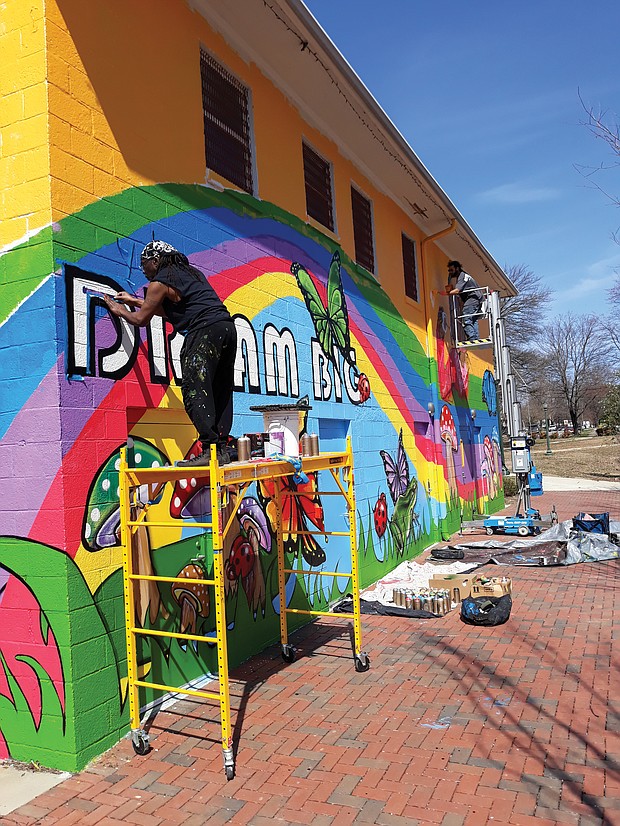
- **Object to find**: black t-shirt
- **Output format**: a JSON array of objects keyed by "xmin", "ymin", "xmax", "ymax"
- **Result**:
[{"xmin": 154, "ymin": 264, "xmax": 232, "ymax": 336}]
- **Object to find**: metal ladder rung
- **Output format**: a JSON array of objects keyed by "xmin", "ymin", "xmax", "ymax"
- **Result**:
[
  {"xmin": 133, "ymin": 678, "xmax": 221, "ymax": 702},
  {"xmin": 131, "ymin": 626, "xmax": 219, "ymax": 644},
  {"xmin": 283, "ymin": 568, "xmax": 352, "ymax": 578},
  {"xmin": 129, "ymin": 574, "xmax": 215, "ymax": 586}
]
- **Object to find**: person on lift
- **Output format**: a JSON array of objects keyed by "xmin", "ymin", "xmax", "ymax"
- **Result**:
[{"xmin": 445, "ymin": 260, "xmax": 484, "ymax": 342}]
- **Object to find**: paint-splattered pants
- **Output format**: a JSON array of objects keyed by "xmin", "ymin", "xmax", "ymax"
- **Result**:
[{"xmin": 180, "ymin": 320, "xmax": 237, "ymax": 447}]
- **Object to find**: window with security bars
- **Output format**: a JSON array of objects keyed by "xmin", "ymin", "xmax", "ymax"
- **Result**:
[
  {"xmin": 302, "ymin": 143, "xmax": 334, "ymax": 231},
  {"xmin": 200, "ymin": 50, "xmax": 253, "ymax": 193},
  {"xmin": 402, "ymin": 234, "xmax": 418, "ymax": 301},
  {"xmin": 351, "ymin": 186, "xmax": 375, "ymax": 273}
]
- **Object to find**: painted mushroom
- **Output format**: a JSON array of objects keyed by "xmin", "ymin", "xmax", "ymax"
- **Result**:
[
  {"xmin": 170, "ymin": 441, "xmax": 212, "ymax": 520},
  {"xmin": 82, "ymin": 438, "xmax": 169, "ymax": 551},
  {"xmin": 82, "ymin": 439, "xmax": 170, "ymax": 626},
  {"xmin": 237, "ymin": 497, "xmax": 271, "ymax": 554},
  {"xmin": 439, "ymin": 405, "xmax": 459, "ymax": 498},
  {"xmin": 171, "ymin": 563, "xmax": 210, "ymax": 642},
  {"xmin": 235, "ymin": 497, "xmax": 269, "ymax": 616}
]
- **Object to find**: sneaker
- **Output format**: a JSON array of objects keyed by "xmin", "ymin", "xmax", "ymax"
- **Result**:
[
  {"xmin": 177, "ymin": 449, "xmax": 211, "ymax": 467},
  {"xmin": 216, "ymin": 445, "xmax": 231, "ymax": 465}
]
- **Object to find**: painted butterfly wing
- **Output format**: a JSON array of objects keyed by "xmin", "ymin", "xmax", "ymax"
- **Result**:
[
  {"xmin": 258, "ymin": 473, "xmax": 326, "ymax": 567},
  {"xmin": 291, "ymin": 251, "xmax": 352, "ymax": 366},
  {"xmin": 291, "ymin": 261, "xmax": 334, "ymax": 360},
  {"xmin": 326, "ymin": 250, "xmax": 352, "ymax": 359},
  {"xmin": 380, "ymin": 429, "xmax": 410, "ymax": 504}
]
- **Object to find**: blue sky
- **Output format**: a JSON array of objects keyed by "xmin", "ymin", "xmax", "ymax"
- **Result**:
[{"xmin": 304, "ymin": 0, "xmax": 620, "ymax": 318}]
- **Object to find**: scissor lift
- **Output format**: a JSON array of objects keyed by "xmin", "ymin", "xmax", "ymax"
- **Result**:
[
  {"xmin": 118, "ymin": 436, "xmax": 369, "ymax": 780},
  {"xmin": 449, "ymin": 285, "xmax": 493, "ymax": 349}
]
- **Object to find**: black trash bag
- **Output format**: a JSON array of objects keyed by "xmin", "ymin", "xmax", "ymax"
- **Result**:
[
  {"xmin": 431, "ymin": 547, "xmax": 465, "ymax": 560},
  {"xmin": 460, "ymin": 594, "xmax": 512, "ymax": 626}
]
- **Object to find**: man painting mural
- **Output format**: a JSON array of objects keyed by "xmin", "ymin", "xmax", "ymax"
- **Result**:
[
  {"xmin": 445, "ymin": 260, "xmax": 484, "ymax": 342},
  {"xmin": 104, "ymin": 241, "xmax": 237, "ymax": 466}
]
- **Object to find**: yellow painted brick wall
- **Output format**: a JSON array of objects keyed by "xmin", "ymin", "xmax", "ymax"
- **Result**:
[
  {"xmin": 40, "ymin": 1, "xmax": 445, "ymax": 323},
  {"xmin": 0, "ymin": 0, "xmax": 51, "ymax": 248}
]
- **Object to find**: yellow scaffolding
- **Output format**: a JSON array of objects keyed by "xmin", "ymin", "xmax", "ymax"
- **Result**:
[{"xmin": 118, "ymin": 436, "xmax": 368, "ymax": 780}]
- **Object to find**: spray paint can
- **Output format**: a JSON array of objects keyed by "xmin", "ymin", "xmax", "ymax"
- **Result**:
[
  {"xmin": 301, "ymin": 433, "xmax": 312, "ymax": 457},
  {"xmin": 309, "ymin": 433, "xmax": 319, "ymax": 455},
  {"xmin": 237, "ymin": 436, "xmax": 251, "ymax": 462}
]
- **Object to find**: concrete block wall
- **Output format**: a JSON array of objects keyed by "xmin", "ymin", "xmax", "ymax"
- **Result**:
[{"xmin": 0, "ymin": 0, "xmax": 504, "ymax": 771}]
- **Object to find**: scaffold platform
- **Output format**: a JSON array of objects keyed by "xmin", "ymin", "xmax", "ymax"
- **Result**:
[{"xmin": 118, "ymin": 437, "xmax": 369, "ymax": 779}]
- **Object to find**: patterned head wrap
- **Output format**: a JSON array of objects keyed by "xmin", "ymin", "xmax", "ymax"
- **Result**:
[{"xmin": 141, "ymin": 240, "xmax": 179, "ymax": 261}]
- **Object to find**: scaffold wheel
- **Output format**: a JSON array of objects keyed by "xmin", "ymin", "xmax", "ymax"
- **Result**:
[
  {"xmin": 354, "ymin": 653, "xmax": 370, "ymax": 672},
  {"xmin": 281, "ymin": 644, "xmax": 295, "ymax": 663},
  {"xmin": 131, "ymin": 730, "xmax": 150, "ymax": 755}
]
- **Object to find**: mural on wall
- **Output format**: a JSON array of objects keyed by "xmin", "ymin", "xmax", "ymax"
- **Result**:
[
  {"xmin": 379, "ymin": 430, "xmax": 420, "ymax": 555},
  {"xmin": 0, "ymin": 183, "xmax": 501, "ymax": 768},
  {"xmin": 435, "ymin": 307, "xmax": 469, "ymax": 401},
  {"xmin": 482, "ymin": 369, "xmax": 497, "ymax": 416}
]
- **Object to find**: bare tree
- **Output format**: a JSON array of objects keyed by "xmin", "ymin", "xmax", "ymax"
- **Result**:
[
  {"xmin": 579, "ymin": 94, "xmax": 620, "ymax": 345},
  {"xmin": 501, "ymin": 263, "xmax": 553, "ymax": 398},
  {"xmin": 578, "ymin": 94, "xmax": 620, "ymax": 213},
  {"xmin": 541, "ymin": 313, "xmax": 613, "ymax": 433},
  {"xmin": 502, "ymin": 264, "xmax": 553, "ymax": 344}
]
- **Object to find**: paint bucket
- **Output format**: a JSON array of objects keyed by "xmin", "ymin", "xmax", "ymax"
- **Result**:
[
  {"xmin": 249, "ymin": 403, "xmax": 311, "ymax": 459},
  {"xmin": 263, "ymin": 413, "xmax": 303, "ymax": 457}
]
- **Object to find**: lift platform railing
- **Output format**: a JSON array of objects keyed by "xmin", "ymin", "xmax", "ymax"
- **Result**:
[
  {"xmin": 450, "ymin": 285, "xmax": 493, "ymax": 348},
  {"xmin": 118, "ymin": 436, "xmax": 369, "ymax": 781}
]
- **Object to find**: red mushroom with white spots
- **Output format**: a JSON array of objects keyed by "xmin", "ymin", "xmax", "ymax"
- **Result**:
[
  {"xmin": 169, "ymin": 441, "xmax": 213, "ymax": 520},
  {"xmin": 439, "ymin": 405, "xmax": 459, "ymax": 499}
]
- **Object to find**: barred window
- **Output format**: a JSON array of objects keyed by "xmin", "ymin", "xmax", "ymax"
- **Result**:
[
  {"xmin": 351, "ymin": 186, "xmax": 374, "ymax": 273},
  {"xmin": 200, "ymin": 50, "xmax": 253, "ymax": 193},
  {"xmin": 402, "ymin": 234, "xmax": 418, "ymax": 301},
  {"xmin": 302, "ymin": 143, "xmax": 334, "ymax": 231}
]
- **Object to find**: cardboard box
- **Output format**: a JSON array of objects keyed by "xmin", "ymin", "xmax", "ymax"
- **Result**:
[
  {"xmin": 471, "ymin": 576, "xmax": 512, "ymax": 598},
  {"xmin": 428, "ymin": 575, "xmax": 472, "ymax": 603}
]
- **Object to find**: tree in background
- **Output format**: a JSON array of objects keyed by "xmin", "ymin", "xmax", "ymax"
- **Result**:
[
  {"xmin": 580, "ymin": 97, "xmax": 620, "ymax": 361},
  {"xmin": 541, "ymin": 313, "xmax": 612, "ymax": 434},
  {"xmin": 501, "ymin": 264, "xmax": 552, "ymax": 418},
  {"xmin": 597, "ymin": 379, "xmax": 620, "ymax": 431}
]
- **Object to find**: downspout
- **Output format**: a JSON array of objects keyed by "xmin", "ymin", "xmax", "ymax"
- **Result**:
[{"xmin": 419, "ymin": 220, "xmax": 457, "ymax": 539}]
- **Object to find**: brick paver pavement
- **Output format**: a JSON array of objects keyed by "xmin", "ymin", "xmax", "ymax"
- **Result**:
[{"xmin": 4, "ymin": 488, "xmax": 619, "ymax": 825}]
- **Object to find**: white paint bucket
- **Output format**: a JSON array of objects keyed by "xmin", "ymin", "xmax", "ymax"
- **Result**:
[{"xmin": 262, "ymin": 411, "xmax": 304, "ymax": 458}]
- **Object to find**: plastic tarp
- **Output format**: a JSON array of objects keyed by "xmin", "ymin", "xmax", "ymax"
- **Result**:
[{"xmin": 437, "ymin": 519, "xmax": 620, "ymax": 566}]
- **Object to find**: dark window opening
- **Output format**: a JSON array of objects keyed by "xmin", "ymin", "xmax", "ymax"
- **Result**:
[
  {"xmin": 402, "ymin": 234, "xmax": 418, "ymax": 301},
  {"xmin": 302, "ymin": 143, "xmax": 334, "ymax": 231},
  {"xmin": 351, "ymin": 187, "xmax": 374, "ymax": 273},
  {"xmin": 200, "ymin": 50, "xmax": 253, "ymax": 193}
]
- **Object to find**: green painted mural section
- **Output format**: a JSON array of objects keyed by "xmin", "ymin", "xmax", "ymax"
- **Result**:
[{"xmin": 0, "ymin": 537, "xmax": 125, "ymax": 771}]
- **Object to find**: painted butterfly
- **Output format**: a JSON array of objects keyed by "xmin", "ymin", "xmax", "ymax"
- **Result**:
[
  {"xmin": 380, "ymin": 429, "xmax": 410, "ymax": 504},
  {"xmin": 291, "ymin": 250, "xmax": 353, "ymax": 367},
  {"xmin": 257, "ymin": 472, "xmax": 326, "ymax": 567}
]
